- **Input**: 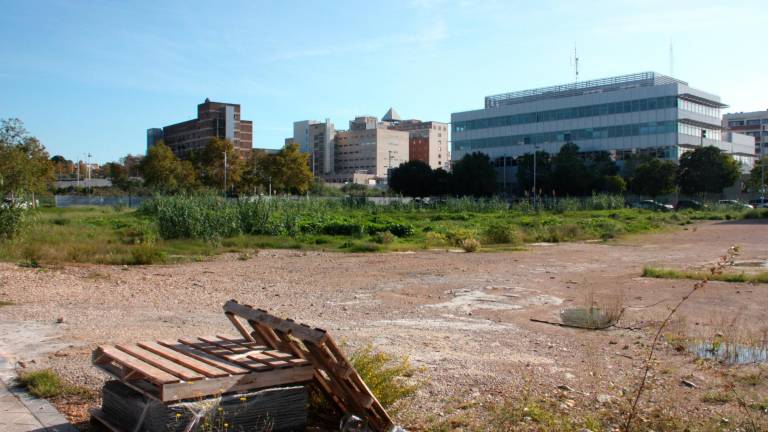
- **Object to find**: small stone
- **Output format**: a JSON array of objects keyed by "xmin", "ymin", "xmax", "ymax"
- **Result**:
[
  {"xmin": 56, "ymin": 317, "xmax": 64, "ymax": 324},
  {"xmin": 596, "ymin": 394, "xmax": 612, "ymax": 404},
  {"xmin": 557, "ymin": 384, "xmax": 575, "ymax": 392},
  {"xmin": 681, "ymin": 379, "xmax": 698, "ymax": 388}
]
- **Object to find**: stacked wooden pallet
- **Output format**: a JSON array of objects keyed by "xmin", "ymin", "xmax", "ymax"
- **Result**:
[
  {"xmin": 92, "ymin": 336, "xmax": 314, "ymax": 403},
  {"xmin": 223, "ymin": 300, "xmax": 395, "ymax": 432}
]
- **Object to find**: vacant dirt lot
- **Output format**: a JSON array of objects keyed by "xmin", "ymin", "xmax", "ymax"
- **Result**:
[{"xmin": 1, "ymin": 219, "xmax": 766, "ymax": 428}]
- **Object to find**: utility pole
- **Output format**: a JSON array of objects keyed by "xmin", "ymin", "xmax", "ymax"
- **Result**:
[
  {"xmin": 223, "ymin": 151, "xmax": 228, "ymax": 195},
  {"xmin": 762, "ymin": 124, "xmax": 766, "ymax": 202}
]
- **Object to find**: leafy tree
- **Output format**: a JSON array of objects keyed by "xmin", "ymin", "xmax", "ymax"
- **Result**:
[
  {"xmin": 269, "ymin": 142, "xmax": 313, "ymax": 194},
  {"xmin": 516, "ymin": 151, "xmax": 552, "ymax": 196},
  {"xmin": 602, "ymin": 175, "xmax": 627, "ymax": 194},
  {"xmin": 550, "ymin": 142, "xmax": 592, "ymax": 196},
  {"xmin": 139, "ymin": 142, "xmax": 197, "ymax": 193},
  {"xmin": 451, "ymin": 152, "xmax": 497, "ymax": 197},
  {"xmin": 677, "ymin": 146, "xmax": 740, "ymax": 195},
  {"xmin": 432, "ymin": 168, "xmax": 451, "ymax": 196},
  {"xmin": 629, "ymin": 157, "xmax": 677, "ymax": 199},
  {"xmin": 0, "ymin": 118, "xmax": 54, "ymax": 203},
  {"xmin": 389, "ymin": 160, "xmax": 435, "ymax": 197},
  {"xmin": 194, "ymin": 138, "xmax": 243, "ymax": 192},
  {"xmin": 748, "ymin": 156, "xmax": 767, "ymax": 194},
  {"xmin": 587, "ymin": 151, "xmax": 621, "ymax": 193},
  {"xmin": 240, "ymin": 149, "xmax": 272, "ymax": 194}
]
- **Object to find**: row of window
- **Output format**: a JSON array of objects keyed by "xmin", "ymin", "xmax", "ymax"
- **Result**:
[
  {"xmin": 453, "ymin": 96, "xmax": 725, "ymax": 133},
  {"xmin": 453, "ymin": 96, "xmax": 679, "ymax": 132},
  {"xmin": 678, "ymin": 123, "xmax": 722, "ymax": 141},
  {"xmin": 727, "ymin": 118, "xmax": 768, "ymax": 127},
  {"xmin": 452, "ymin": 121, "xmax": 678, "ymax": 152},
  {"xmin": 677, "ymin": 99, "xmax": 721, "ymax": 117},
  {"xmin": 493, "ymin": 146, "xmax": 677, "ymax": 166}
]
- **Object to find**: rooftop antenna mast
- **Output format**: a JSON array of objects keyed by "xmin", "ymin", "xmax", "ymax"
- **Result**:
[
  {"xmin": 571, "ymin": 44, "xmax": 579, "ymax": 82},
  {"xmin": 669, "ymin": 40, "xmax": 674, "ymax": 76}
]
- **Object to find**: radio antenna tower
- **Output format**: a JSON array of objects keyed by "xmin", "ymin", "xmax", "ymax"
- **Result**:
[
  {"xmin": 571, "ymin": 44, "xmax": 579, "ymax": 82},
  {"xmin": 669, "ymin": 40, "xmax": 674, "ymax": 76}
]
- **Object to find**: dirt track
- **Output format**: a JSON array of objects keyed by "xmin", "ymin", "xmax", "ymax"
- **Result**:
[{"xmin": 1, "ymin": 219, "xmax": 766, "ymax": 427}]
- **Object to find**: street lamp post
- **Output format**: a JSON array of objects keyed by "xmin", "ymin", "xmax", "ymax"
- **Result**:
[
  {"xmin": 223, "ymin": 151, "xmax": 228, "ymax": 195},
  {"xmin": 532, "ymin": 145, "xmax": 540, "ymax": 209},
  {"xmin": 762, "ymin": 124, "xmax": 766, "ymax": 201}
]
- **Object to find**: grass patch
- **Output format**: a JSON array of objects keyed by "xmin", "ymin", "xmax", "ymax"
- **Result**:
[
  {"xmin": 1, "ymin": 199, "xmax": 761, "ymax": 265},
  {"xmin": 701, "ymin": 390, "xmax": 733, "ymax": 404},
  {"xmin": 18, "ymin": 369, "xmax": 97, "ymax": 400},
  {"xmin": 642, "ymin": 266, "xmax": 768, "ymax": 283},
  {"xmin": 0, "ymin": 300, "xmax": 14, "ymax": 307}
]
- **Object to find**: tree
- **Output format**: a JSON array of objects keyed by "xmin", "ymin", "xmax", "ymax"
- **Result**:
[
  {"xmin": 240, "ymin": 149, "xmax": 272, "ymax": 194},
  {"xmin": 432, "ymin": 168, "xmax": 451, "ymax": 196},
  {"xmin": 451, "ymin": 152, "xmax": 497, "ymax": 197},
  {"xmin": 603, "ymin": 175, "xmax": 627, "ymax": 194},
  {"xmin": 269, "ymin": 142, "xmax": 313, "ymax": 195},
  {"xmin": 139, "ymin": 142, "xmax": 197, "ymax": 193},
  {"xmin": 550, "ymin": 142, "xmax": 592, "ymax": 196},
  {"xmin": 629, "ymin": 158, "xmax": 677, "ymax": 199},
  {"xmin": 587, "ymin": 151, "xmax": 621, "ymax": 193},
  {"xmin": 748, "ymin": 156, "xmax": 767, "ymax": 194},
  {"xmin": 194, "ymin": 138, "xmax": 243, "ymax": 192},
  {"xmin": 388, "ymin": 160, "xmax": 435, "ymax": 197},
  {"xmin": 516, "ymin": 151, "xmax": 552, "ymax": 196},
  {"xmin": 677, "ymin": 146, "xmax": 740, "ymax": 195},
  {"xmin": 0, "ymin": 118, "xmax": 54, "ymax": 203}
]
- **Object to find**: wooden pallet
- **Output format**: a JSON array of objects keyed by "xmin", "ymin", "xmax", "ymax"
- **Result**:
[
  {"xmin": 92, "ymin": 336, "xmax": 314, "ymax": 402},
  {"xmin": 223, "ymin": 300, "xmax": 395, "ymax": 432}
]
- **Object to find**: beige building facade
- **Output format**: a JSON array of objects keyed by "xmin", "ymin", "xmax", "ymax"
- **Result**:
[
  {"xmin": 334, "ymin": 116, "xmax": 409, "ymax": 179},
  {"xmin": 389, "ymin": 118, "xmax": 450, "ymax": 170}
]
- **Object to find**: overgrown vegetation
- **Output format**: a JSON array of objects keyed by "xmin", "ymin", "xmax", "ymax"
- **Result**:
[
  {"xmin": 642, "ymin": 266, "xmax": 768, "ymax": 284},
  {"xmin": 0, "ymin": 197, "xmax": 762, "ymax": 265}
]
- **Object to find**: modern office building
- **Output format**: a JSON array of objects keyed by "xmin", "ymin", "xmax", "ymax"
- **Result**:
[
  {"xmin": 722, "ymin": 109, "xmax": 768, "ymax": 157},
  {"xmin": 149, "ymin": 98, "xmax": 253, "ymax": 159},
  {"xmin": 451, "ymin": 72, "xmax": 755, "ymax": 185}
]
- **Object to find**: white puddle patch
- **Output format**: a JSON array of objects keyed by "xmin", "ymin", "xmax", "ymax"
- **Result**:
[
  {"xmin": 426, "ymin": 286, "xmax": 562, "ymax": 313},
  {"xmin": 374, "ymin": 315, "xmax": 516, "ymax": 332}
]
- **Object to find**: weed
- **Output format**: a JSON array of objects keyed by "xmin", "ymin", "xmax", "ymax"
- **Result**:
[
  {"xmin": 460, "ymin": 238, "xmax": 481, "ymax": 252},
  {"xmin": 642, "ymin": 266, "xmax": 768, "ymax": 284},
  {"xmin": 128, "ymin": 244, "xmax": 166, "ymax": 265},
  {"xmin": 701, "ymin": 390, "xmax": 734, "ymax": 404},
  {"xmin": 0, "ymin": 300, "xmax": 13, "ymax": 307},
  {"xmin": 373, "ymin": 231, "xmax": 396, "ymax": 245},
  {"xmin": 348, "ymin": 345, "xmax": 419, "ymax": 411},
  {"xmin": 18, "ymin": 369, "xmax": 96, "ymax": 400},
  {"xmin": 483, "ymin": 221, "xmax": 523, "ymax": 245}
]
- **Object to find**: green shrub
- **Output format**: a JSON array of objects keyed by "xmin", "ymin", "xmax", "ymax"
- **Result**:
[
  {"xmin": 745, "ymin": 209, "xmax": 768, "ymax": 219},
  {"xmin": 146, "ymin": 195, "xmax": 241, "ymax": 241},
  {"xmin": 348, "ymin": 242, "xmax": 380, "ymax": 252},
  {"xmin": 321, "ymin": 219, "xmax": 364, "ymax": 236},
  {"xmin": 129, "ymin": 244, "xmax": 166, "ymax": 265},
  {"xmin": 445, "ymin": 228, "xmax": 477, "ymax": 246},
  {"xmin": 483, "ymin": 221, "xmax": 523, "ymax": 244},
  {"xmin": 366, "ymin": 222, "xmax": 414, "ymax": 237},
  {"xmin": 0, "ymin": 206, "xmax": 27, "ymax": 240},
  {"xmin": 461, "ymin": 238, "xmax": 481, "ymax": 252},
  {"xmin": 349, "ymin": 345, "xmax": 418, "ymax": 411},
  {"xmin": 373, "ymin": 231, "xmax": 396, "ymax": 244}
]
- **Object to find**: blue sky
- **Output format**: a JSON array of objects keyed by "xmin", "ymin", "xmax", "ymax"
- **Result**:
[{"xmin": 1, "ymin": 0, "xmax": 766, "ymax": 163}]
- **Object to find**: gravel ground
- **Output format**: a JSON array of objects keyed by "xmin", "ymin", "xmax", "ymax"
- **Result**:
[{"xmin": 0, "ymin": 219, "xmax": 766, "ymax": 429}]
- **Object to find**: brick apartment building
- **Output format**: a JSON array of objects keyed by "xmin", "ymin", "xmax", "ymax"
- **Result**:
[
  {"xmin": 147, "ymin": 98, "xmax": 253, "ymax": 158},
  {"xmin": 387, "ymin": 110, "xmax": 450, "ymax": 170}
]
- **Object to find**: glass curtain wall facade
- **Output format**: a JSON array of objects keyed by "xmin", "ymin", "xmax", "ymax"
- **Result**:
[{"xmin": 451, "ymin": 72, "xmax": 753, "ymax": 173}]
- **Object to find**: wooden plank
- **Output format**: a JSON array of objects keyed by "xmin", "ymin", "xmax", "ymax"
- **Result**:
[
  {"xmin": 137, "ymin": 341, "xmax": 229, "ymax": 378},
  {"xmin": 224, "ymin": 300, "xmax": 328, "ymax": 344},
  {"xmin": 202, "ymin": 336, "xmax": 291, "ymax": 368},
  {"xmin": 157, "ymin": 339, "xmax": 249, "ymax": 375},
  {"xmin": 95, "ymin": 346, "xmax": 179, "ymax": 384},
  {"xmin": 180, "ymin": 337, "xmax": 271, "ymax": 371},
  {"xmin": 215, "ymin": 335, "xmax": 308, "ymax": 368},
  {"xmin": 116, "ymin": 344, "xmax": 205, "ymax": 382},
  {"xmin": 225, "ymin": 312, "xmax": 257, "ymax": 342},
  {"xmin": 159, "ymin": 365, "xmax": 315, "ymax": 402},
  {"xmin": 249, "ymin": 322, "xmax": 281, "ymax": 348}
]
